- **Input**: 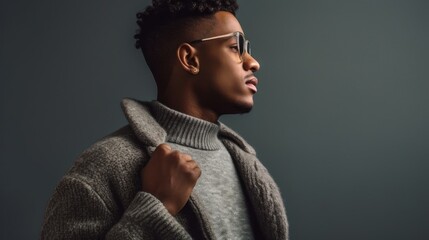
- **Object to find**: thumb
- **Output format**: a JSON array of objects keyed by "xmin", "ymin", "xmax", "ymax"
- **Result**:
[{"xmin": 154, "ymin": 143, "xmax": 172, "ymax": 155}]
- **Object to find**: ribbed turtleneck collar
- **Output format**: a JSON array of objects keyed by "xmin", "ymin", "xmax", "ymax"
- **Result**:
[{"xmin": 150, "ymin": 101, "xmax": 221, "ymax": 150}]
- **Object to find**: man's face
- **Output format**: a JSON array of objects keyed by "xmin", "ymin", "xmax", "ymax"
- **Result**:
[{"xmin": 192, "ymin": 11, "xmax": 260, "ymax": 116}]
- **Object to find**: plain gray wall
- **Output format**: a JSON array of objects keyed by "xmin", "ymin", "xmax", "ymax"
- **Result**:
[{"xmin": 1, "ymin": 0, "xmax": 428, "ymax": 239}]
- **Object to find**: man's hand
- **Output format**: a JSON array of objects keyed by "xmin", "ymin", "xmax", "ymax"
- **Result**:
[{"xmin": 141, "ymin": 144, "xmax": 201, "ymax": 216}]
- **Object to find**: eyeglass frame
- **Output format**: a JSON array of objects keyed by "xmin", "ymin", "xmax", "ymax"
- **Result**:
[{"xmin": 188, "ymin": 31, "xmax": 251, "ymax": 62}]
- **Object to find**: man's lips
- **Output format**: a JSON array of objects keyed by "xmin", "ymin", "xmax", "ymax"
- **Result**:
[{"xmin": 245, "ymin": 77, "xmax": 258, "ymax": 93}]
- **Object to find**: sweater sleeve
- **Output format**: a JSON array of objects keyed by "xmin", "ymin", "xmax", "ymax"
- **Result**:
[{"xmin": 41, "ymin": 176, "xmax": 191, "ymax": 240}]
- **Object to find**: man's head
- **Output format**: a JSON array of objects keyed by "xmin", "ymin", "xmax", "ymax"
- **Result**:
[{"xmin": 135, "ymin": 0, "xmax": 260, "ymax": 119}]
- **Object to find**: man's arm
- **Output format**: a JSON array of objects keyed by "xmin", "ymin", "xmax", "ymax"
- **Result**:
[{"xmin": 41, "ymin": 144, "xmax": 200, "ymax": 239}]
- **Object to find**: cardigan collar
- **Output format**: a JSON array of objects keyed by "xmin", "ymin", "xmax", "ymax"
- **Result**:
[
  {"xmin": 150, "ymin": 100, "xmax": 222, "ymax": 150},
  {"xmin": 120, "ymin": 98, "xmax": 288, "ymax": 240}
]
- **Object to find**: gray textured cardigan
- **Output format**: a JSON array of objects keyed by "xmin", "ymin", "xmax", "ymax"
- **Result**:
[{"xmin": 41, "ymin": 98, "xmax": 289, "ymax": 240}]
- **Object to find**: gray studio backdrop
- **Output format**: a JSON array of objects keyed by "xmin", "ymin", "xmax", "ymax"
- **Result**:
[{"xmin": 1, "ymin": 0, "xmax": 428, "ymax": 239}]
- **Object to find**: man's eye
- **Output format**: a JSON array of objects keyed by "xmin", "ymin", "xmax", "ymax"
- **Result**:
[{"xmin": 230, "ymin": 45, "xmax": 239, "ymax": 52}]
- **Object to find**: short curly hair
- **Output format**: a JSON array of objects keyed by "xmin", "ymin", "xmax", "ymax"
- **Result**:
[{"xmin": 134, "ymin": 0, "xmax": 239, "ymax": 82}]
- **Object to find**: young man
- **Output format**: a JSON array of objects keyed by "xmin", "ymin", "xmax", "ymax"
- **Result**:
[{"xmin": 41, "ymin": 0, "xmax": 288, "ymax": 239}]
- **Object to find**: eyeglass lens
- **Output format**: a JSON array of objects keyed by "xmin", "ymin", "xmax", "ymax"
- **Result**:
[{"xmin": 237, "ymin": 34, "xmax": 251, "ymax": 57}]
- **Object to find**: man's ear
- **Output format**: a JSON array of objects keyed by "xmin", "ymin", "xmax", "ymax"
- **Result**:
[{"xmin": 177, "ymin": 43, "xmax": 200, "ymax": 75}]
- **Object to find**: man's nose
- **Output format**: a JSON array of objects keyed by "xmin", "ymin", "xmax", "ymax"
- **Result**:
[{"xmin": 243, "ymin": 53, "xmax": 260, "ymax": 72}]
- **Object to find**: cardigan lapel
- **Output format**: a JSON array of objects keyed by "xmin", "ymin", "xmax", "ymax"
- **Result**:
[
  {"xmin": 221, "ymin": 139, "xmax": 289, "ymax": 240},
  {"xmin": 121, "ymin": 98, "xmax": 215, "ymax": 240},
  {"xmin": 121, "ymin": 98, "xmax": 288, "ymax": 240},
  {"xmin": 121, "ymin": 98, "xmax": 166, "ymax": 147}
]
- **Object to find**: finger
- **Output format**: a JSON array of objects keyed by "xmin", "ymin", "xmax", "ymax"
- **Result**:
[
  {"xmin": 192, "ymin": 164, "xmax": 201, "ymax": 178},
  {"xmin": 181, "ymin": 153, "xmax": 193, "ymax": 161},
  {"xmin": 191, "ymin": 166, "xmax": 202, "ymax": 179},
  {"xmin": 196, "ymin": 167, "xmax": 202, "ymax": 178},
  {"xmin": 169, "ymin": 150, "xmax": 192, "ymax": 161},
  {"xmin": 155, "ymin": 143, "xmax": 172, "ymax": 154},
  {"xmin": 187, "ymin": 161, "xmax": 201, "ymax": 177},
  {"xmin": 187, "ymin": 160, "xmax": 199, "ymax": 169}
]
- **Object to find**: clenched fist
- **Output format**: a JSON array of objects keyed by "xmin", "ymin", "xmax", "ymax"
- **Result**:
[{"xmin": 141, "ymin": 144, "xmax": 201, "ymax": 216}]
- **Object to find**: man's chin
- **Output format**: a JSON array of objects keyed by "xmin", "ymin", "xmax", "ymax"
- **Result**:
[
  {"xmin": 230, "ymin": 100, "xmax": 254, "ymax": 114},
  {"xmin": 239, "ymin": 104, "xmax": 253, "ymax": 114},
  {"xmin": 215, "ymin": 97, "xmax": 254, "ymax": 115}
]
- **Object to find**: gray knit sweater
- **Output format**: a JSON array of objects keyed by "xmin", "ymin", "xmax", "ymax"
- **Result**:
[
  {"xmin": 41, "ymin": 98, "xmax": 289, "ymax": 240},
  {"xmin": 151, "ymin": 101, "xmax": 254, "ymax": 239}
]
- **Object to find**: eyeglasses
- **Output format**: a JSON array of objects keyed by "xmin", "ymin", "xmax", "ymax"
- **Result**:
[{"xmin": 189, "ymin": 31, "xmax": 251, "ymax": 62}]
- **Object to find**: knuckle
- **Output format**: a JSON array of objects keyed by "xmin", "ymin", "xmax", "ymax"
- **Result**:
[
  {"xmin": 185, "ymin": 169, "xmax": 196, "ymax": 178},
  {"xmin": 192, "ymin": 170, "xmax": 201, "ymax": 180},
  {"xmin": 181, "ymin": 153, "xmax": 192, "ymax": 160},
  {"xmin": 182, "ymin": 163, "xmax": 200, "ymax": 179},
  {"xmin": 195, "ymin": 168, "xmax": 202, "ymax": 178},
  {"xmin": 155, "ymin": 144, "xmax": 171, "ymax": 154},
  {"xmin": 171, "ymin": 151, "xmax": 182, "ymax": 159}
]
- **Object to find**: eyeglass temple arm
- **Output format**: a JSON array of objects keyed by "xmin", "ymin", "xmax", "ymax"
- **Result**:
[{"xmin": 189, "ymin": 32, "xmax": 237, "ymax": 44}]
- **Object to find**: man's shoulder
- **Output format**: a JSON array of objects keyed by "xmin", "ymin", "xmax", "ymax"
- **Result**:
[
  {"xmin": 82, "ymin": 125, "xmax": 145, "ymax": 162},
  {"xmin": 67, "ymin": 125, "xmax": 149, "ymax": 182},
  {"xmin": 54, "ymin": 125, "xmax": 149, "ymax": 212}
]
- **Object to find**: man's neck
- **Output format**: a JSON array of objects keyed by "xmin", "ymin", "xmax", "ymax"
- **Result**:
[{"xmin": 157, "ymin": 95, "xmax": 219, "ymax": 123}]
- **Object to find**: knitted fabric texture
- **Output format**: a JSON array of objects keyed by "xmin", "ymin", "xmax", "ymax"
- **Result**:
[
  {"xmin": 151, "ymin": 101, "xmax": 255, "ymax": 239},
  {"xmin": 41, "ymin": 98, "xmax": 289, "ymax": 239}
]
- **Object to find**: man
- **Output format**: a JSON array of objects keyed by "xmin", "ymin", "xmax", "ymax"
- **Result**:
[{"xmin": 41, "ymin": 0, "xmax": 288, "ymax": 239}]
